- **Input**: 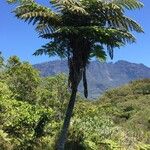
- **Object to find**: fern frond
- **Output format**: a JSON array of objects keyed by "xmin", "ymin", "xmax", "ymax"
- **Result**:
[
  {"xmin": 79, "ymin": 0, "xmax": 143, "ymax": 33},
  {"xmin": 13, "ymin": 2, "xmax": 61, "ymax": 34},
  {"xmin": 51, "ymin": 0, "xmax": 88, "ymax": 15},
  {"xmin": 7, "ymin": 0, "xmax": 33, "ymax": 4},
  {"xmin": 33, "ymin": 40, "xmax": 68, "ymax": 58},
  {"xmin": 90, "ymin": 45, "xmax": 107, "ymax": 61},
  {"xmin": 111, "ymin": 0, "xmax": 143, "ymax": 10}
]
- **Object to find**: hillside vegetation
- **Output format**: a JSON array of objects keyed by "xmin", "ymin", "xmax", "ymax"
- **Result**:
[{"xmin": 0, "ymin": 56, "xmax": 150, "ymax": 150}]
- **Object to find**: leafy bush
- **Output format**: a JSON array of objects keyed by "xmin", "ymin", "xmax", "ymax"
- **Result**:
[
  {"xmin": 6, "ymin": 56, "xmax": 40, "ymax": 104},
  {"xmin": 0, "ymin": 96, "xmax": 54, "ymax": 149}
]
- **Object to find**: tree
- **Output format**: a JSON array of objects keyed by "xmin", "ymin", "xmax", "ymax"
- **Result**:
[
  {"xmin": 7, "ymin": 0, "xmax": 143, "ymax": 149},
  {"xmin": 37, "ymin": 74, "xmax": 70, "ymax": 120},
  {"xmin": 6, "ymin": 56, "xmax": 40, "ymax": 104}
]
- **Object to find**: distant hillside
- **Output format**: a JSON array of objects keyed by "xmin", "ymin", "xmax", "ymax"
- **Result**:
[{"xmin": 34, "ymin": 60, "xmax": 150, "ymax": 98}]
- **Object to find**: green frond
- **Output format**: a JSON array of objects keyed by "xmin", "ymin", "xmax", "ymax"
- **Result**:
[
  {"xmin": 90, "ymin": 45, "xmax": 107, "ymax": 61},
  {"xmin": 51, "ymin": 26, "xmax": 136, "ymax": 44},
  {"xmin": 7, "ymin": 0, "xmax": 33, "ymax": 4},
  {"xmin": 38, "ymin": 25, "xmax": 136, "ymax": 59},
  {"xmin": 51, "ymin": 0, "xmax": 88, "ymax": 15},
  {"xmin": 33, "ymin": 41, "xmax": 68, "ymax": 58},
  {"xmin": 13, "ymin": 2, "xmax": 61, "ymax": 34},
  {"xmin": 107, "ymin": 15, "xmax": 144, "ymax": 33},
  {"xmin": 121, "ymin": 17, "xmax": 144, "ymax": 33},
  {"xmin": 104, "ymin": 28, "xmax": 136, "ymax": 44},
  {"xmin": 111, "ymin": 0, "xmax": 143, "ymax": 10},
  {"xmin": 79, "ymin": 0, "xmax": 143, "ymax": 33}
]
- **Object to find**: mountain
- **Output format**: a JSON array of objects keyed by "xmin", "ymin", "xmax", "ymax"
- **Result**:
[{"xmin": 34, "ymin": 60, "xmax": 150, "ymax": 98}]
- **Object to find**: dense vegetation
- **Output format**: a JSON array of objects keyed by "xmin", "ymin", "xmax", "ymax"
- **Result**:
[{"xmin": 0, "ymin": 55, "xmax": 150, "ymax": 150}]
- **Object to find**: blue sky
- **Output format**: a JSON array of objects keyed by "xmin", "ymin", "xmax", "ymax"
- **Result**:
[{"xmin": 0, "ymin": 0, "xmax": 150, "ymax": 66}]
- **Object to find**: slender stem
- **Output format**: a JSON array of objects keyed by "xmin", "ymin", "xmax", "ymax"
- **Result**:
[{"xmin": 56, "ymin": 86, "xmax": 77, "ymax": 150}]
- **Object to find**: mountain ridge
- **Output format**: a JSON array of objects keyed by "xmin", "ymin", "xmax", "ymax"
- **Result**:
[{"xmin": 34, "ymin": 60, "xmax": 150, "ymax": 98}]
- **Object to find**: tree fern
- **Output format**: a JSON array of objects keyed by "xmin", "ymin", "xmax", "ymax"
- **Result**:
[{"xmin": 7, "ymin": 0, "xmax": 144, "ymax": 149}]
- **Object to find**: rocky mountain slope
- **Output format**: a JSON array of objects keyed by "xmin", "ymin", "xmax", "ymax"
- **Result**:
[{"xmin": 34, "ymin": 60, "xmax": 150, "ymax": 98}]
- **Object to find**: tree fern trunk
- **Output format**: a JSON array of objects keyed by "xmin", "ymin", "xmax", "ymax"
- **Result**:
[{"xmin": 56, "ymin": 86, "xmax": 77, "ymax": 150}]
